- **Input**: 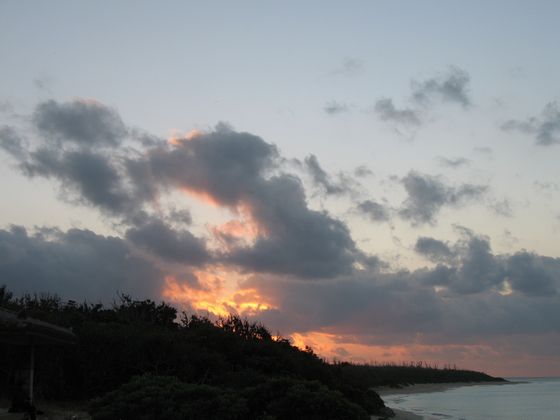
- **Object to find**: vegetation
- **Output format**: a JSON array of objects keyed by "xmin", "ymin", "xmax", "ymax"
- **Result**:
[{"xmin": 0, "ymin": 286, "xmax": 504, "ymax": 419}]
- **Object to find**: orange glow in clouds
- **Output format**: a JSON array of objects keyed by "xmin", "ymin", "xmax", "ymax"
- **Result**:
[
  {"xmin": 168, "ymin": 129, "xmax": 204, "ymax": 146},
  {"xmin": 162, "ymin": 270, "xmax": 276, "ymax": 318}
]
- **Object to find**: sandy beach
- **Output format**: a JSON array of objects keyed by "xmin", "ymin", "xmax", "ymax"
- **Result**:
[
  {"xmin": 375, "ymin": 380, "xmax": 513, "ymax": 397},
  {"xmin": 372, "ymin": 381, "xmax": 515, "ymax": 419},
  {"xmin": 371, "ymin": 407, "xmax": 423, "ymax": 419}
]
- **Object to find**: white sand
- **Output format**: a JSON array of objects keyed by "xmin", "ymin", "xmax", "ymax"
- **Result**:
[
  {"xmin": 371, "ymin": 407, "xmax": 423, "ymax": 419},
  {"xmin": 372, "ymin": 381, "xmax": 514, "ymax": 419},
  {"xmin": 375, "ymin": 380, "xmax": 511, "ymax": 397}
]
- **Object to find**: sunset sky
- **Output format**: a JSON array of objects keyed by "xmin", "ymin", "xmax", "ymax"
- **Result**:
[{"xmin": 1, "ymin": 1, "xmax": 559, "ymax": 377}]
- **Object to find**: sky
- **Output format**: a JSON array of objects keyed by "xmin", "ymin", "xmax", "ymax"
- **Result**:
[{"xmin": 1, "ymin": 1, "xmax": 559, "ymax": 377}]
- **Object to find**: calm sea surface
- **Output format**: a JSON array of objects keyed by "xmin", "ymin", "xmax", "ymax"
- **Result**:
[{"xmin": 383, "ymin": 377, "xmax": 560, "ymax": 420}]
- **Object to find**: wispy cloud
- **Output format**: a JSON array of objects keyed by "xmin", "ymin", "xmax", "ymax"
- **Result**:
[{"xmin": 502, "ymin": 101, "xmax": 560, "ymax": 146}]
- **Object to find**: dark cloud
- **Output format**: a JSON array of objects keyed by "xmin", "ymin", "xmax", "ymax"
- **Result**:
[
  {"xmin": 505, "ymin": 252, "xmax": 559, "ymax": 297},
  {"xmin": 168, "ymin": 209, "xmax": 193, "ymax": 225},
  {"xmin": 415, "ymin": 237, "xmax": 454, "ymax": 263},
  {"xmin": 323, "ymin": 101, "xmax": 349, "ymax": 115},
  {"xmin": 355, "ymin": 200, "xmax": 390, "ymax": 223},
  {"xmin": 125, "ymin": 217, "xmax": 210, "ymax": 266},
  {"xmin": 449, "ymin": 235, "xmax": 505, "ymax": 294},
  {"xmin": 21, "ymin": 148, "xmax": 138, "ymax": 216},
  {"xmin": 2, "ymin": 100, "xmax": 362, "ymax": 279},
  {"xmin": 373, "ymin": 98, "xmax": 421, "ymax": 126},
  {"xmin": 146, "ymin": 125, "xmax": 279, "ymax": 206},
  {"xmin": 0, "ymin": 225, "xmax": 163, "ymax": 302},
  {"xmin": 304, "ymin": 154, "xmax": 349, "ymax": 196},
  {"xmin": 141, "ymin": 126, "xmax": 360, "ymax": 278},
  {"xmin": 0, "ymin": 125, "xmax": 27, "ymax": 160},
  {"xmin": 437, "ymin": 156, "xmax": 470, "ymax": 169},
  {"xmin": 226, "ymin": 174, "xmax": 359, "ymax": 278},
  {"xmin": 399, "ymin": 171, "xmax": 488, "ymax": 225},
  {"xmin": 244, "ymin": 234, "xmax": 559, "ymax": 344},
  {"xmin": 33, "ymin": 99, "xmax": 127, "ymax": 147},
  {"xmin": 501, "ymin": 101, "xmax": 560, "ymax": 146},
  {"xmin": 412, "ymin": 66, "xmax": 471, "ymax": 108}
]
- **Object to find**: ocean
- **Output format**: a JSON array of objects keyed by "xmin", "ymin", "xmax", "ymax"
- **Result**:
[{"xmin": 383, "ymin": 377, "xmax": 560, "ymax": 420}]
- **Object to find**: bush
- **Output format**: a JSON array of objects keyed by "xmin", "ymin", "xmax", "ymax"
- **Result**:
[
  {"xmin": 243, "ymin": 377, "xmax": 369, "ymax": 420},
  {"xmin": 89, "ymin": 375, "xmax": 248, "ymax": 420}
]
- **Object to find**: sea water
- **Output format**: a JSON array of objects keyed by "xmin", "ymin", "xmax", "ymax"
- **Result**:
[{"xmin": 383, "ymin": 377, "xmax": 560, "ymax": 420}]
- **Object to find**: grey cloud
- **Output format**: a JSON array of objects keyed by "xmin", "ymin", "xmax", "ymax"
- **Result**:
[
  {"xmin": 399, "ymin": 171, "xmax": 488, "ymax": 225},
  {"xmin": 304, "ymin": 154, "xmax": 348, "ymax": 196},
  {"xmin": 0, "ymin": 225, "xmax": 163, "ymax": 302},
  {"xmin": 356, "ymin": 200, "xmax": 390, "ymax": 223},
  {"xmin": 21, "ymin": 148, "xmax": 137, "ymax": 216},
  {"xmin": 506, "ymin": 252, "xmax": 559, "ymax": 297},
  {"xmin": 227, "ymin": 174, "xmax": 359, "ymax": 278},
  {"xmin": 502, "ymin": 101, "xmax": 560, "ymax": 146},
  {"xmin": 323, "ymin": 101, "xmax": 349, "ymax": 115},
  {"xmin": 331, "ymin": 57, "xmax": 364, "ymax": 76},
  {"xmin": 125, "ymin": 217, "xmax": 210, "ymax": 266},
  {"xmin": 146, "ymin": 126, "xmax": 279, "ymax": 206},
  {"xmin": 412, "ymin": 66, "xmax": 471, "ymax": 108},
  {"xmin": 142, "ymin": 127, "xmax": 360, "ymax": 278},
  {"xmin": 415, "ymin": 237, "xmax": 455, "ymax": 263},
  {"xmin": 0, "ymin": 126, "xmax": 27, "ymax": 160},
  {"xmin": 374, "ymin": 98, "xmax": 421, "ymax": 126},
  {"xmin": 244, "ymin": 235, "xmax": 559, "ymax": 345},
  {"xmin": 489, "ymin": 198, "xmax": 513, "ymax": 217},
  {"xmin": 2, "ymin": 100, "xmax": 362, "ymax": 279},
  {"xmin": 473, "ymin": 146, "xmax": 493, "ymax": 156},
  {"xmin": 437, "ymin": 156, "xmax": 470, "ymax": 169},
  {"xmin": 33, "ymin": 99, "xmax": 127, "ymax": 147},
  {"xmin": 168, "ymin": 209, "xmax": 193, "ymax": 225},
  {"xmin": 415, "ymin": 234, "xmax": 559, "ymax": 297},
  {"xmin": 451, "ymin": 236, "xmax": 505, "ymax": 294},
  {"xmin": 354, "ymin": 165, "xmax": 373, "ymax": 178}
]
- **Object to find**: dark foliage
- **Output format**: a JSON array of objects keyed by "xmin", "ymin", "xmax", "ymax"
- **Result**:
[{"xmin": 0, "ymin": 286, "xmax": 503, "ymax": 418}]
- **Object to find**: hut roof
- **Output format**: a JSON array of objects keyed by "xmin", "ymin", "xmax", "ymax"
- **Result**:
[{"xmin": 0, "ymin": 308, "xmax": 76, "ymax": 346}]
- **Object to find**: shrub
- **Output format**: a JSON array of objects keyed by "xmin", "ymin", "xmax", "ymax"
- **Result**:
[{"xmin": 89, "ymin": 374, "xmax": 248, "ymax": 420}]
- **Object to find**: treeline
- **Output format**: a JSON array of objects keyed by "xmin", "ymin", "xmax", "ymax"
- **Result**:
[{"xmin": 0, "ymin": 286, "xmax": 502, "ymax": 419}]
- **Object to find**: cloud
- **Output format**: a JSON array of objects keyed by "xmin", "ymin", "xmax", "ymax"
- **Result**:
[
  {"xmin": 224, "ymin": 174, "xmax": 360, "ymax": 278},
  {"xmin": 0, "ymin": 125, "xmax": 27, "ymax": 160},
  {"xmin": 331, "ymin": 57, "xmax": 364, "ymax": 76},
  {"xmin": 125, "ymin": 216, "xmax": 210, "ymax": 266},
  {"xmin": 33, "ymin": 99, "xmax": 127, "ymax": 147},
  {"xmin": 473, "ymin": 146, "xmax": 493, "ymax": 156},
  {"xmin": 355, "ymin": 200, "xmax": 390, "ymax": 223},
  {"xmin": 373, "ymin": 98, "xmax": 421, "ymax": 126},
  {"xmin": 373, "ymin": 66, "xmax": 471, "ymax": 131},
  {"xmin": 506, "ymin": 252, "xmax": 560, "ymax": 296},
  {"xmin": 141, "ymin": 126, "xmax": 360, "ymax": 278},
  {"xmin": 501, "ymin": 101, "xmax": 560, "ymax": 146},
  {"xmin": 243, "ymin": 233, "xmax": 560, "ymax": 347},
  {"xmin": 488, "ymin": 198, "xmax": 513, "ymax": 217},
  {"xmin": 354, "ymin": 165, "xmax": 373, "ymax": 178},
  {"xmin": 414, "ymin": 237, "xmax": 454, "ymax": 263},
  {"xmin": 0, "ymin": 225, "xmax": 164, "ymax": 302},
  {"xmin": 437, "ymin": 156, "xmax": 470, "ymax": 169},
  {"xmin": 399, "ymin": 171, "xmax": 488, "ymax": 225},
  {"xmin": 412, "ymin": 66, "xmax": 472, "ymax": 108},
  {"xmin": 304, "ymin": 154, "xmax": 349, "ymax": 196},
  {"xmin": 323, "ymin": 101, "xmax": 349, "ymax": 115},
  {"xmin": 2, "ymin": 100, "xmax": 363, "ymax": 279},
  {"xmin": 21, "ymin": 148, "xmax": 138, "ymax": 216}
]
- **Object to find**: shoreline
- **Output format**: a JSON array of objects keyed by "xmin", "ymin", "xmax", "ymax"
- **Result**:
[
  {"xmin": 373, "ymin": 381, "xmax": 519, "ymax": 419},
  {"xmin": 375, "ymin": 380, "xmax": 516, "ymax": 397}
]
